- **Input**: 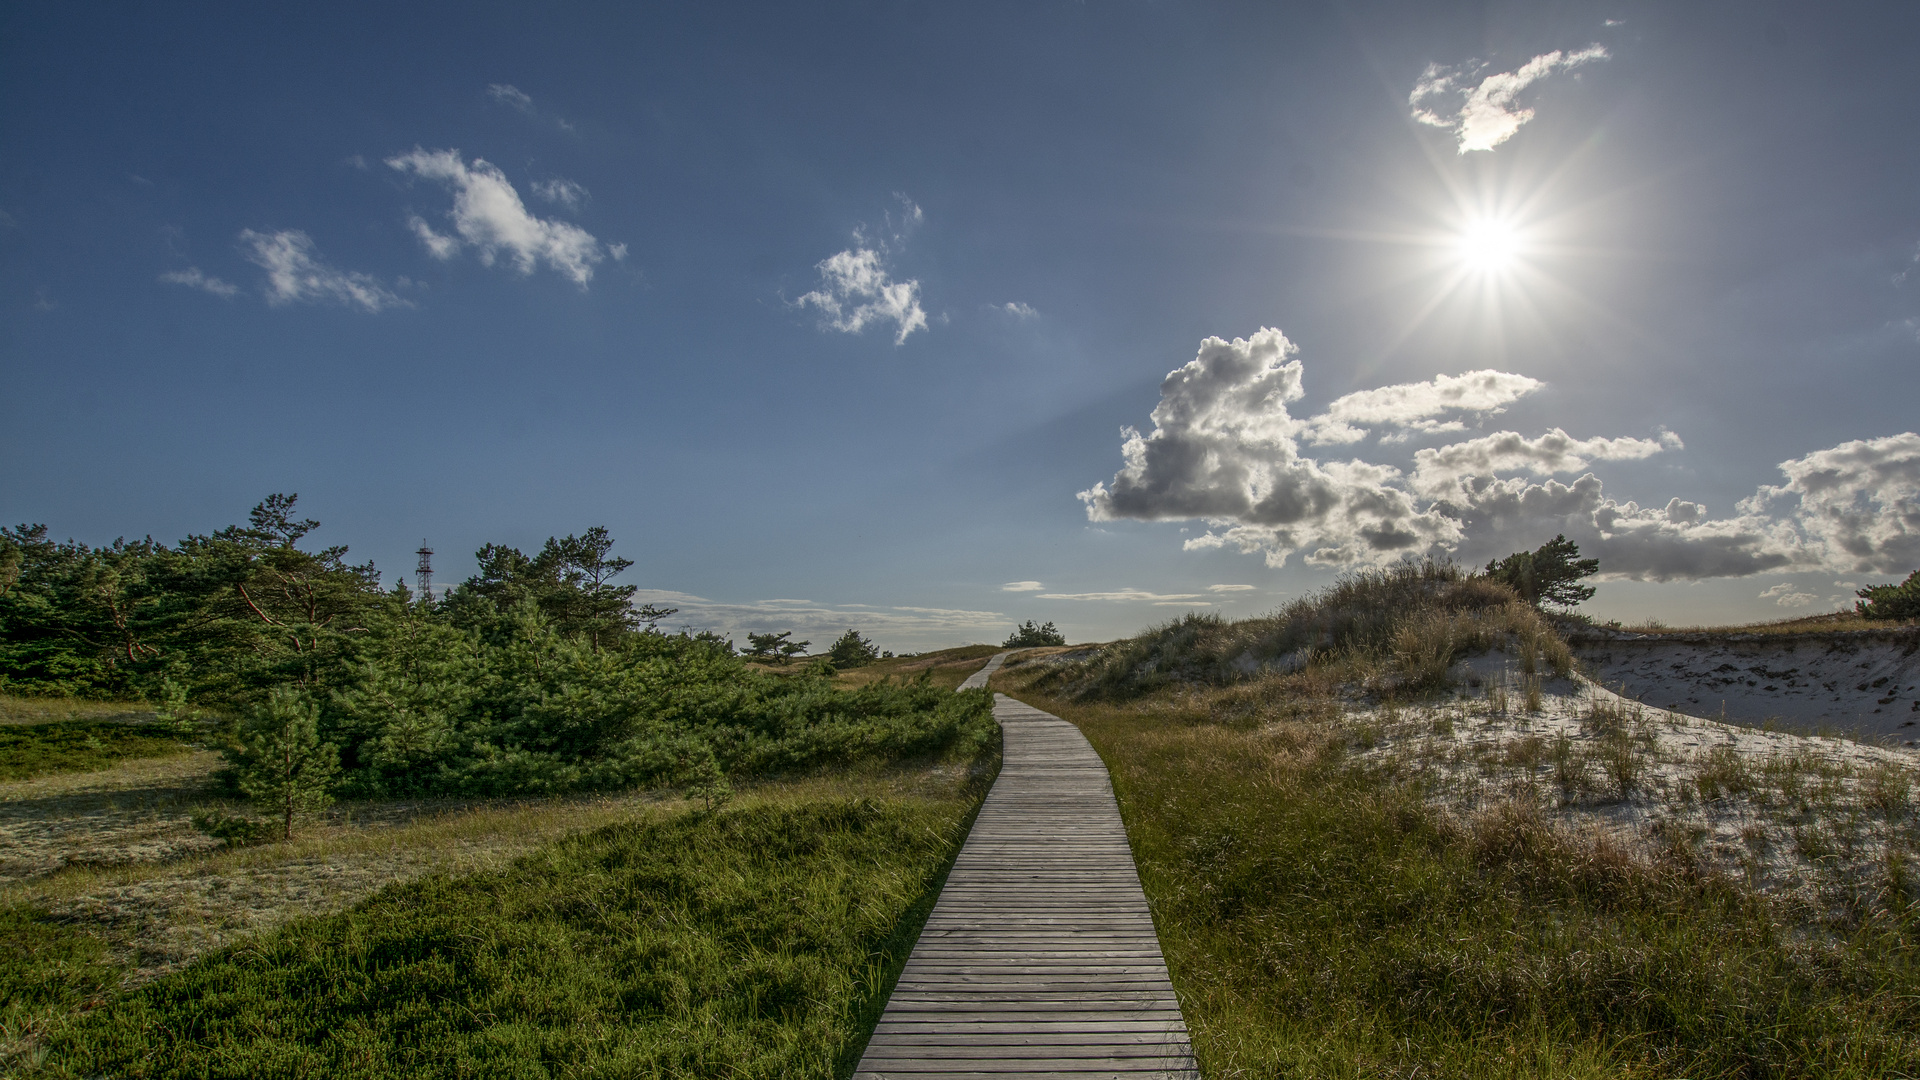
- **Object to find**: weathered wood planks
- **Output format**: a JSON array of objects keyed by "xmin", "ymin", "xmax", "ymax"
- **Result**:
[{"xmin": 853, "ymin": 656, "xmax": 1197, "ymax": 1079}]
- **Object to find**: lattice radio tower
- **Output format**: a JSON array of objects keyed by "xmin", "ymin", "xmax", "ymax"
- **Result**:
[{"xmin": 415, "ymin": 541, "xmax": 434, "ymax": 601}]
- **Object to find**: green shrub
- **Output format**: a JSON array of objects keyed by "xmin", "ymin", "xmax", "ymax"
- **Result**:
[{"xmin": 1856, "ymin": 569, "xmax": 1920, "ymax": 620}]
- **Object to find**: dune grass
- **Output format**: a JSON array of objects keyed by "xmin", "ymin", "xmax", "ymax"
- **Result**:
[
  {"xmin": 0, "ymin": 719, "xmax": 191, "ymax": 782},
  {"xmin": 999, "ymin": 665, "xmax": 1920, "ymax": 1078},
  {"xmin": 996, "ymin": 562, "xmax": 1920, "ymax": 1078},
  {"xmin": 0, "ymin": 695, "xmax": 156, "ymax": 726},
  {"xmin": 1036, "ymin": 560, "xmax": 1568, "ymax": 702},
  {"xmin": 831, "ymin": 644, "xmax": 1001, "ymax": 692},
  {"xmin": 15, "ymin": 776, "xmax": 991, "ymax": 1080}
]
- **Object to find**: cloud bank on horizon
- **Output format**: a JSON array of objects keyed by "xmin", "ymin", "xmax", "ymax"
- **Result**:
[
  {"xmin": 1411, "ymin": 45, "xmax": 1609, "ymax": 153},
  {"xmin": 1079, "ymin": 328, "xmax": 1920, "ymax": 581}
]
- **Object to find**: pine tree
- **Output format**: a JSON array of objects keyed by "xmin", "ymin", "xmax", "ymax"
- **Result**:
[
  {"xmin": 230, "ymin": 686, "xmax": 340, "ymax": 840},
  {"xmin": 828, "ymin": 628, "xmax": 881, "ymax": 667},
  {"xmin": 1856, "ymin": 570, "xmax": 1920, "ymax": 620},
  {"xmin": 1481, "ymin": 534, "xmax": 1599, "ymax": 610},
  {"xmin": 1003, "ymin": 620, "xmax": 1066, "ymax": 647}
]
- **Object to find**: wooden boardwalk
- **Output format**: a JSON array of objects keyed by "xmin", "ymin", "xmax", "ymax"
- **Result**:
[{"xmin": 854, "ymin": 654, "xmax": 1197, "ymax": 1078}]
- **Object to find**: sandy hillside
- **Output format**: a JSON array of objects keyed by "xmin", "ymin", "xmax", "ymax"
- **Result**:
[{"xmin": 1570, "ymin": 627, "xmax": 1920, "ymax": 741}]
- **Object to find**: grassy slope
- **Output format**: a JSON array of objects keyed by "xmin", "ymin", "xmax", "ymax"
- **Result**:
[
  {"xmin": 996, "ymin": 663, "xmax": 1920, "ymax": 1078},
  {"xmin": 18, "ymin": 780, "xmax": 991, "ymax": 1080},
  {"xmin": 0, "ymin": 719, "xmax": 190, "ymax": 781},
  {"xmin": 832, "ymin": 645, "xmax": 1001, "ymax": 693}
]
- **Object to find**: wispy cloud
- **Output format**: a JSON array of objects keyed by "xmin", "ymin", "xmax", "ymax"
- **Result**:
[
  {"xmin": 531, "ymin": 178, "xmax": 588, "ymax": 210},
  {"xmin": 486, "ymin": 83, "xmax": 575, "ymax": 132},
  {"xmin": 158, "ymin": 266, "xmax": 239, "ymax": 298},
  {"xmin": 486, "ymin": 84, "xmax": 535, "ymax": 114},
  {"xmin": 1411, "ymin": 45, "xmax": 1608, "ymax": 153},
  {"xmin": 387, "ymin": 148, "xmax": 609, "ymax": 286},
  {"xmin": 1001, "ymin": 301, "xmax": 1038, "ymax": 319},
  {"xmin": 1038, "ymin": 589, "xmax": 1207, "ymax": 603},
  {"xmin": 1207, "ymin": 584, "xmax": 1256, "ymax": 592},
  {"xmin": 795, "ymin": 196, "xmax": 928, "ymax": 345},
  {"xmin": 1001, "ymin": 581, "xmax": 1045, "ymax": 592},
  {"xmin": 240, "ymin": 229, "xmax": 403, "ymax": 312}
]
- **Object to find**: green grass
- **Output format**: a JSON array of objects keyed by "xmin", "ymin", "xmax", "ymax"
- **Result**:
[
  {"xmin": 1000, "ymin": 668, "xmax": 1920, "ymax": 1078},
  {"xmin": 0, "ymin": 720, "xmax": 190, "ymax": 781},
  {"xmin": 20, "ymin": 792, "xmax": 987, "ymax": 1079}
]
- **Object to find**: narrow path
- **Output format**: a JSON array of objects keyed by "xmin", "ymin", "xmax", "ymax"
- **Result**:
[{"xmin": 854, "ymin": 654, "xmax": 1197, "ymax": 1078}]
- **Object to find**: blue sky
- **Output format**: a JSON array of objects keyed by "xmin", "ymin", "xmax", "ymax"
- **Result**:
[{"xmin": 4, "ymin": 2, "xmax": 1918, "ymax": 650}]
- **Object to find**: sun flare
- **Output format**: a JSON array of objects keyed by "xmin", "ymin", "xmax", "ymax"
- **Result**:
[{"xmin": 1455, "ymin": 217, "xmax": 1523, "ymax": 272}]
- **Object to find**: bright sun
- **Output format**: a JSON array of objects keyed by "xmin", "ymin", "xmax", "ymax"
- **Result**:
[{"xmin": 1455, "ymin": 217, "xmax": 1523, "ymax": 272}]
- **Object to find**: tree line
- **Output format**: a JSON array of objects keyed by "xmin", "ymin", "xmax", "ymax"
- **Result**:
[{"xmin": 0, "ymin": 496, "xmax": 993, "ymax": 836}]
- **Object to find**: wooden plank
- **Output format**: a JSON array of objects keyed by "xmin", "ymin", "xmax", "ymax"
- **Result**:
[{"xmin": 854, "ymin": 669, "xmax": 1196, "ymax": 1080}]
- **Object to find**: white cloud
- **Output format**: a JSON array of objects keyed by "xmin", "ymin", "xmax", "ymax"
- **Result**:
[
  {"xmin": 1411, "ymin": 45, "xmax": 1609, "ymax": 153},
  {"xmin": 1410, "ymin": 428, "xmax": 1675, "ymax": 497},
  {"xmin": 486, "ymin": 84, "xmax": 536, "ymax": 114},
  {"xmin": 1079, "ymin": 329, "xmax": 1463, "ymax": 568},
  {"xmin": 386, "ymin": 148, "xmax": 608, "ymax": 286},
  {"xmin": 1038, "ymin": 589, "xmax": 1207, "ymax": 602},
  {"xmin": 630, "ymin": 589, "xmax": 1005, "ymax": 650},
  {"xmin": 240, "ymin": 229, "xmax": 403, "ymax": 312},
  {"xmin": 1002, "ymin": 301, "xmax": 1039, "ymax": 319},
  {"xmin": 1741, "ymin": 432, "xmax": 1920, "ymax": 575},
  {"xmin": 158, "ymin": 267, "xmax": 239, "ymax": 298},
  {"xmin": 1207, "ymin": 584, "xmax": 1256, "ymax": 592},
  {"xmin": 608, "ymin": 242, "xmax": 628, "ymax": 261},
  {"xmin": 531, "ymin": 178, "xmax": 588, "ymax": 210},
  {"xmin": 1079, "ymin": 327, "xmax": 1920, "ymax": 583},
  {"xmin": 1304, "ymin": 369, "xmax": 1545, "ymax": 445},
  {"xmin": 796, "ymin": 246, "xmax": 927, "ymax": 345},
  {"xmin": 1001, "ymin": 581, "xmax": 1045, "ymax": 592},
  {"xmin": 1759, "ymin": 583, "xmax": 1818, "ymax": 608}
]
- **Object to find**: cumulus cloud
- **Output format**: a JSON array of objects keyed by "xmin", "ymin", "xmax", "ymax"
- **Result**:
[
  {"xmin": 1002, "ymin": 301, "xmax": 1038, "ymax": 319},
  {"xmin": 386, "ymin": 148, "xmax": 608, "ymax": 286},
  {"xmin": 1080, "ymin": 327, "xmax": 1918, "ymax": 583},
  {"xmin": 1305, "ymin": 369, "xmax": 1545, "ymax": 445},
  {"xmin": 1759, "ymin": 582, "xmax": 1818, "ymax": 608},
  {"xmin": 159, "ymin": 267, "xmax": 239, "ymax": 298},
  {"xmin": 794, "ymin": 197, "xmax": 929, "ymax": 345},
  {"xmin": 1741, "ymin": 433, "xmax": 1920, "ymax": 575},
  {"xmin": 1002, "ymin": 581, "xmax": 1045, "ymax": 592},
  {"xmin": 1411, "ymin": 45, "xmax": 1608, "ymax": 153},
  {"xmin": 240, "ymin": 229, "xmax": 403, "ymax": 312},
  {"xmin": 797, "ymin": 247, "xmax": 927, "ymax": 344},
  {"xmin": 1410, "ymin": 428, "xmax": 1676, "ymax": 498},
  {"xmin": 1079, "ymin": 329, "xmax": 1463, "ymax": 567}
]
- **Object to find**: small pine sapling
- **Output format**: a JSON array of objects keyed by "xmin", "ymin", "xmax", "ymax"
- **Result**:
[{"xmin": 229, "ymin": 686, "xmax": 340, "ymax": 840}]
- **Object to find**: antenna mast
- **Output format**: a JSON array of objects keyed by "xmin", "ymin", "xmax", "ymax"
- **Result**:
[{"xmin": 415, "ymin": 541, "xmax": 434, "ymax": 601}]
